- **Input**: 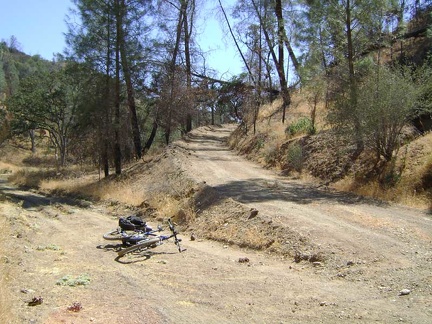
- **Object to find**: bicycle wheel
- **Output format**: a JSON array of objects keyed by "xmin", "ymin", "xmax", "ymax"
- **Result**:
[
  {"xmin": 117, "ymin": 238, "xmax": 160, "ymax": 257},
  {"xmin": 103, "ymin": 229, "xmax": 132, "ymax": 241}
]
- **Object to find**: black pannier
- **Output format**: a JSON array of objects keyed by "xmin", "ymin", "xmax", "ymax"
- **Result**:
[{"xmin": 119, "ymin": 215, "xmax": 146, "ymax": 230}]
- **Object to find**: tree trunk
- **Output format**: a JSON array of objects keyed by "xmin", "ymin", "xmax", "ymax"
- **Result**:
[
  {"xmin": 164, "ymin": 1, "xmax": 185, "ymax": 145},
  {"xmin": 144, "ymin": 120, "xmax": 158, "ymax": 153},
  {"xmin": 251, "ymin": 0, "xmax": 290, "ymax": 123},
  {"xmin": 114, "ymin": 0, "xmax": 122, "ymax": 175},
  {"xmin": 274, "ymin": 0, "xmax": 290, "ymax": 123},
  {"xmin": 183, "ymin": 0, "xmax": 193, "ymax": 133},
  {"xmin": 345, "ymin": 0, "xmax": 363, "ymax": 152},
  {"xmin": 119, "ymin": 0, "xmax": 142, "ymax": 159}
]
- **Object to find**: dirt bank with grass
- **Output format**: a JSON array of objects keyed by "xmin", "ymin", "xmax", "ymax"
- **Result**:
[{"xmin": 1, "ymin": 124, "xmax": 432, "ymax": 323}]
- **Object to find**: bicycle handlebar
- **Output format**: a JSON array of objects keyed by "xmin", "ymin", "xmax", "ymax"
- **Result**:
[{"xmin": 167, "ymin": 218, "xmax": 185, "ymax": 252}]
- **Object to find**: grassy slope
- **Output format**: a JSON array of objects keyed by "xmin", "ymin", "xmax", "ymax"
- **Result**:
[{"xmin": 228, "ymin": 94, "xmax": 432, "ymax": 211}]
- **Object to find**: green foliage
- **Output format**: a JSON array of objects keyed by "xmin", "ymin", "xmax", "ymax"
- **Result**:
[
  {"xmin": 36, "ymin": 244, "xmax": 61, "ymax": 251},
  {"xmin": 56, "ymin": 274, "xmax": 91, "ymax": 287},
  {"xmin": 6, "ymin": 62, "xmax": 85, "ymax": 166},
  {"xmin": 256, "ymin": 137, "xmax": 265, "ymax": 150},
  {"xmin": 381, "ymin": 168, "xmax": 402, "ymax": 188},
  {"xmin": 414, "ymin": 59, "xmax": 432, "ymax": 114},
  {"xmin": 287, "ymin": 143, "xmax": 304, "ymax": 172},
  {"xmin": 0, "ymin": 59, "xmax": 6, "ymax": 95},
  {"xmin": 330, "ymin": 65, "xmax": 420, "ymax": 161},
  {"xmin": 285, "ymin": 117, "xmax": 315, "ymax": 136}
]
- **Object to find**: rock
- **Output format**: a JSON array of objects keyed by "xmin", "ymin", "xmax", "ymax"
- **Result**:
[
  {"xmin": 248, "ymin": 208, "xmax": 259, "ymax": 219},
  {"xmin": 238, "ymin": 257, "xmax": 250, "ymax": 263},
  {"xmin": 27, "ymin": 296, "xmax": 43, "ymax": 306},
  {"xmin": 399, "ymin": 289, "xmax": 411, "ymax": 296}
]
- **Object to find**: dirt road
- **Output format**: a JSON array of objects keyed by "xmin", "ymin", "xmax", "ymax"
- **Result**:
[{"xmin": 1, "ymin": 124, "xmax": 432, "ymax": 323}]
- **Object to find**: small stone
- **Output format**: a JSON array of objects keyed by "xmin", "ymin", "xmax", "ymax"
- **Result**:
[
  {"xmin": 248, "ymin": 208, "xmax": 259, "ymax": 219},
  {"xmin": 27, "ymin": 296, "xmax": 43, "ymax": 306},
  {"xmin": 399, "ymin": 289, "xmax": 411, "ymax": 296},
  {"xmin": 319, "ymin": 301, "xmax": 327, "ymax": 306}
]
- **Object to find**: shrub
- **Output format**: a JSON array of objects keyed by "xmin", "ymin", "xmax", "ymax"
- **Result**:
[
  {"xmin": 287, "ymin": 143, "xmax": 304, "ymax": 172},
  {"xmin": 56, "ymin": 274, "xmax": 91, "ymax": 287},
  {"xmin": 285, "ymin": 117, "xmax": 315, "ymax": 136},
  {"xmin": 263, "ymin": 144, "xmax": 278, "ymax": 165}
]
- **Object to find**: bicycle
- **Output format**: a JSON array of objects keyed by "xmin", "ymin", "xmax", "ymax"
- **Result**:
[
  {"xmin": 117, "ymin": 218, "xmax": 184, "ymax": 257},
  {"xmin": 110, "ymin": 218, "xmax": 185, "ymax": 257}
]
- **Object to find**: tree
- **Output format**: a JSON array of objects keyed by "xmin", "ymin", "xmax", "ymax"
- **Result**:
[
  {"xmin": 8, "ymin": 67, "xmax": 80, "ymax": 166},
  {"xmin": 359, "ymin": 66, "xmax": 419, "ymax": 161},
  {"xmin": 154, "ymin": 0, "xmax": 201, "ymax": 141},
  {"xmin": 300, "ymin": 0, "xmax": 400, "ymax": 152},
  {"xmin": 67, "ymin": 0, "xmax": 154, "ymax": 173}
]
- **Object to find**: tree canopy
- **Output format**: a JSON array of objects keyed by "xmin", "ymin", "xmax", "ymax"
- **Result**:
[{"xmin": 1, "ymin": 0, "xmax": 431, "ymax": 173}]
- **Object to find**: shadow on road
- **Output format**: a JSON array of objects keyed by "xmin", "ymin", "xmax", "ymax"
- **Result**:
[
  {"xmin": 212, "ymin": 178, "xmax": 388, "ymax": 207},
  {"xmin": 115, "ymin": 251, "xmax": 174, "ymax": 264},
  {"xmin": 0, "ymin": 177, "xmax": 89, "ymax": 209}
]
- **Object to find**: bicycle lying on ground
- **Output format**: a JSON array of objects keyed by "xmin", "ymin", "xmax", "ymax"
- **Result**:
[
  {"xmin": 103, "ymin": 216, "xmax": 185, "ymax": 257},
  {"xmin": 103, "ymin": 215, "xmax": 154, "ymax": 242}
]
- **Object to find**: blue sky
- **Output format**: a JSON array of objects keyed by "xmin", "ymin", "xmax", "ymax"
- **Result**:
[
  {"xmin": 0, "ymin": 0, "xmax": 70, "ymax": 59},
  {"xmin": 0, "ymin": 0, "xmax": 242, "ymax": 78}
]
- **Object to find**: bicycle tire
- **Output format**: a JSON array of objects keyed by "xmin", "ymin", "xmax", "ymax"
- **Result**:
[
  {"xmin": 117, "ymin": 238, "xmax": 160, "ymax": 257},
  {"xmin": 103, "ymin": 229, "xmax": 132, "ymax": 241}
]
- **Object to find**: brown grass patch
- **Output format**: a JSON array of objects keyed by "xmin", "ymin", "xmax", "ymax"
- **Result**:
[
  {"xmin": 0, "ymin": 161, "xmax": 21, "ymax": 174},
  {"xmin": 40, "ymin": 175, "xmax": 147, "ymax": 206}
]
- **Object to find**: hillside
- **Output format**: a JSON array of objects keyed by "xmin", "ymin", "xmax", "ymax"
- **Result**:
[{"xmin": 225, "ymin": 91, "xmax": 432, "ymax": 211}]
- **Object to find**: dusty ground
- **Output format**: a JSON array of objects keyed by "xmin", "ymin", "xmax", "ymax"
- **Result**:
[{"xmin": 1, "ymin": 124, "xmax": 431, "ymax": 323}]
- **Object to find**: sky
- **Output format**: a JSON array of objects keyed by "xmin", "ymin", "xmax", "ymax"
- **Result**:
[{"xmin": 0, "ymin": 0, "xmax": 243, "ymax": 79}]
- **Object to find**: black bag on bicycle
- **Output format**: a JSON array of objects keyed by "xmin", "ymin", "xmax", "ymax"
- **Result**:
[{"xmin": 119, "ymin": 216, "xmax": 146, "ymax": 230}]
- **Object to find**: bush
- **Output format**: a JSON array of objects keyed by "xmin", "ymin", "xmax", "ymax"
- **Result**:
[
  {"xmin": 285, "ymin": 117, "xmax": 315, "ymax": 136},
  {"xmin": 263, "ymin": 144, "xmax": 278, "ymax": 165},
  {"xmin": 287, "ymin": 143, "xmax": 304, "ymax": 172},
  {"xmin": 329, "ymin": 65, "xmax": 419, "ymax": 161}
]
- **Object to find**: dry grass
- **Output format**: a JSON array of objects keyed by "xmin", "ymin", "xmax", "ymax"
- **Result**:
[
  {"xmin": 0, "ymin": 161, "xmax": 21, "ymax": 174},
  {"xmin": 335, "ymin": 177, "xmax": 430, "ymax": 209},
  {"xmin": 40, "ymin": 175, "xmax": 147, "ymax": 206}
]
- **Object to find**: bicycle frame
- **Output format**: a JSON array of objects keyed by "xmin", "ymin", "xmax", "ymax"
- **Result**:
[{"xmin": 117, "ymin": 218, "xmax": 185, "ymax": 257}]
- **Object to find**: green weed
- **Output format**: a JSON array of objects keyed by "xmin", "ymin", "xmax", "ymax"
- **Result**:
[
  {"xmin": 56, "ymin": 274, "xmax": 91, "ymax": 287},
  {"xmin": 286, "ymin": 117, "xmax": 315, "ymax": 136}
]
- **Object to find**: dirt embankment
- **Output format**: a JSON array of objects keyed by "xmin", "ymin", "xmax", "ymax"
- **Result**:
[{"xmin": 1, "ymin": 124, "xmax": 432, "ymax": 323}]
